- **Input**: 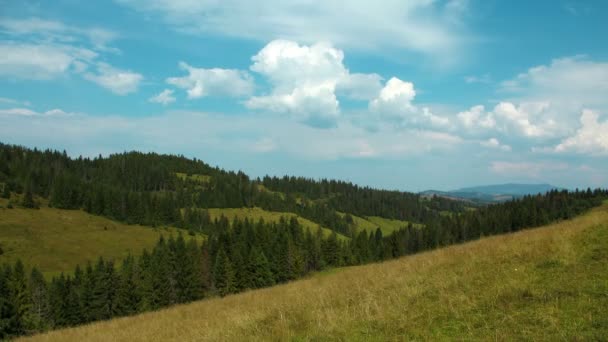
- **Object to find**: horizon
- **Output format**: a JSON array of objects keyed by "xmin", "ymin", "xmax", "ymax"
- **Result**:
[{"xmin": 1, "ymin": 0, "xmax": 607, "ymax": 191}]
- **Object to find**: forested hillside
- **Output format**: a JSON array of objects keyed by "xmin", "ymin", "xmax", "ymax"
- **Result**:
[
  {"xmin": 0, "ymin": 143, "xmax": 461, "ymax": 237},
  {"xmin": 0, "ymin": 142, "xmax": 606, "ymax": 339}
]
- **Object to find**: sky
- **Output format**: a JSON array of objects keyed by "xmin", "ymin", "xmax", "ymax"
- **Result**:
[{"xmin": 0, "ymin": 0, "xmax": 607, "ymax": 192}]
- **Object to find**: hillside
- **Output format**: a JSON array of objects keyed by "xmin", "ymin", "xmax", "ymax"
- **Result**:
[
  {"xmin": 206, "ymin": 207, "xmax": 347, "ymax": 239},
  {"xmin": 0, "ymin": 197, "xmax": 203, "ymax": 278},
  {"xmin": 23, "ymin": 202, "xmax": 608, "ymax": 341}
]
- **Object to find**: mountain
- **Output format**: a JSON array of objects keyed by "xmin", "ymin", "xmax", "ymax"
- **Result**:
[
  {"xmin": 421, "ymin": 183, "xmax": 562, "ymax": 203},
  {"xmin": 28, "ymin": 203, "xmax": 608, "ymax": 341},
  {"xmin": 455, "ymin": 183, "xmax": 561, "ymax": 196}
]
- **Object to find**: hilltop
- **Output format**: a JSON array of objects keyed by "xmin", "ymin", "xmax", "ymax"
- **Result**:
[{"xmin": 23, "ymin": 202, "xmax": 608, "ymax": 341}]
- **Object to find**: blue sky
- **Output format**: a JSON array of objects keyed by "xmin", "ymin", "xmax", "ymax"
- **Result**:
[{"xmin": 1, "ymin": 0, "xmax": 607, "ymax": 191}]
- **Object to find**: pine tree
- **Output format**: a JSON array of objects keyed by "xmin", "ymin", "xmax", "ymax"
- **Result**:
[
  {"xmin": 247, "ymin": 247, "xmax": 274, "ymax": 289},
  {"xmin": 9, "ymin": 260, "xmax": 30, "ymax": 335},
  {"xmin": 0, "ymin": 264, "xmax": 17, "ymax": 338},
  {"xmin": 28, "ymin": 267, "xmax": 49, "ymax": 332},
  {"xmin": 213, "ymin": 248, "xmax": 235, "ymax": 297},
  {"xmin": 115, "ymin": 255, "xmax": 140, "ymax": 316}
]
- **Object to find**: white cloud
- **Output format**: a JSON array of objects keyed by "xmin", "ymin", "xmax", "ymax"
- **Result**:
[
  {"xmin": 336, "ymin": 73, "xmax": 383, "ymax": 101},
  {"xmin": 0, "ymin": 97, "xmax": 31, "ymax": 106},
  {"xmin": 0, "ymin": 107, "xmax": 72, "ymax": 117},
  {"xmin": 480, "ymin": 138, "xmax": 511, "ymax": 152},
  {"xmin": 464, "ymin": 73, "xmax": 491, "ymax": 84},
  {"xmin": 0, "ymin": 42, "xmax": 97, "ymax": 80},
  {"xmin": 501, "ymin": 56, "xmax": 608, "ymax": 111},
  {"xmin": 0, "ymin": 17, "xmax": 140, "ymax": 94},
  {"xmin": 116, "ymin": 0, "xmax": 470, "ymax": 64},
  {"xmin": 368, "ymin": 77, "xmax": 450, "ymax": 129},
  {"xmin": 457, "ymin": 101, "xmax": 562, "ymax": 138},
  {"xmin": 457, "ymin": 105, "xmax": 495, "ymax": 130},
  {"xmin": 0, "ymin": 17, "xmax": 118, "ymax": 52},
  {"xmin": 149, "ymin": 89, "xmax": 176, "ymax": 105},
  {"xmin": 246, "ymin": 40, "xmax": 383, "ymax": 127},
  {"xmin": 0, "ymin": 108, "xmax": 462, "ymax": 161},
  {"xmin": 84, "ymin": 63, "xmax": 143, "ymax": 95},
  {"xmin": 554, "ymin": 109, "xmax": 608, "ymax": 155},
  {"xmin": 167, "ymin": 62, "xmax": 253, "ymax": 99},
  {"xmin": 370, "ymin": 77, "xmax": 417, "ymax": 118},
  {"xmin": 490, "ymin": 161, "xmax": 568, "ymax": 178}
]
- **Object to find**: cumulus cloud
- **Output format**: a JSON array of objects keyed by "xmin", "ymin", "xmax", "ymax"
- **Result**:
[
  {"xmin": 554, "ymin": 110, "xmax": 608, "ymax": 155},
  {"xmin": 457, "ymin": 101, "xmax": 562, "ymax": 138},
  {"xmin": 369, "ymin": 77, "xmax": 417, "ymax": 118},
  {"xmin": 368, "ymin": 77, "xmax": 450, "ymax": 129},
  {"xmin": 84, "ymin": 63, "xmax": 143, "ymax": 95},
  {"xmin": 149, "ymin": 89, "xmax": 176, "ymax": 105},
  {"xmin": 245, "ymin": 40, "xmax": 383, "ymax": 127},
  {"xmin": 167, "ymin": 62, "xmax": 254, "ymax": 99},
  {"xmin": 116, "ymin": 0, "xmax": 470, "ymax": 64}
]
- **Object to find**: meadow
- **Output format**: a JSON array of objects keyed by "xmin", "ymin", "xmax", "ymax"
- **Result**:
[
  {"xmin": 22, "ymin": 202, "xmax": 608, "ymax": 341},
  {"xmin": 0, "ymin": 198, "xmax": 203, "ymax": 278}
]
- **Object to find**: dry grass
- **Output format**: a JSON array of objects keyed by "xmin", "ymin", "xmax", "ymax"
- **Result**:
[
  {"xmin": 22, "ymin": 203, "xmax": 608, "ymax": 341},
  {"xmin": 0, "ymin": 204, "xmax": 203, "ymax": 278}
]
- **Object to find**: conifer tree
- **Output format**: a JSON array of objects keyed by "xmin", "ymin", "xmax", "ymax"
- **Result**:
[
  {"xmin": 28, "ymin": 268, "xmax": 49, "ymax": 332},
  {"xmin": 247, "ymin": 247, "xmax": 274, "ymax": 289},
  {"xmin": 213, "ymin": 248, "xmax": 235, "ymax": 297},
  {"xmin": 9, "ymin": 260, "xmax": 30, "ymax": 335}
]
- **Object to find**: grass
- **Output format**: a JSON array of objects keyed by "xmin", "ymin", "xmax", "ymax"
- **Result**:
[
  {"xmin": 23, "ymin": 203, "xmax": 608, "ymax": 341},
  {"xmin": 206, "ymin": 207, "xmax": 348, "ymax": 240},
  {"xmin": 337, "ymin": 212, "xmax": 421, "ymax": 235},
  {"xmin": 365, "ymin": 216, "xmax": 423, "ymax": 235},
  {"xmin": 0, "ymin": 201, "xmax": 203, "ymax": 278}
]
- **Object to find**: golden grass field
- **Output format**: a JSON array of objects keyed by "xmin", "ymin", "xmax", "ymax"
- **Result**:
[
  {"xmin": 0, "ymin": 200, "xmax": 203, "ymax": 278},
  {"xmin": 22, "ymin": 202, "xmax": 608, "ymax": 341}
]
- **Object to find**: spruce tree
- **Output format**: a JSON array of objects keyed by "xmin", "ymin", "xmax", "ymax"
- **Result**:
[
  {"xmin": 0, "ymin": 264, "xmax": 17, "ymax": 338},
  {"xmin": 247, "ymin": 247, "xmax": 274, "ymax": 289},
  {"xmin": 213, "ymin": 248, "xmax": 235, "ymax": 297},
  {"xmin": 28, "ymin": 268, "xmax": 49, "ymax": 332},
  {"xmin": 9, "ymin": 260, "xmax": 30, "ymax": 335}
]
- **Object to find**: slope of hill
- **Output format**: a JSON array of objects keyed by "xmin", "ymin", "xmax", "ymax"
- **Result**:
[
  {"xmin": 0, "ymin": 197, "xmax": 203, "ymax": 278},
  {"xmin": 206, "ymin": 207, "xmax": 348, "ymax": 240},
  {"xmin": 421, "ymin": 183, "xmax": 561, "ymax": 203},
  {"xmin": 23, "ymin": 202, "xmax": 608, "ymax": 341}
]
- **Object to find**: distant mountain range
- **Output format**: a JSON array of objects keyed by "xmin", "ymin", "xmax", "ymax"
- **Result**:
[{"xmin": 420, "ymin": 183, "xmax": 562, "ymax": 204}]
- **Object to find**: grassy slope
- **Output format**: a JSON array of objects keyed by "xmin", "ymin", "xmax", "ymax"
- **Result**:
[
  {"xmin": 207, "ymin": 207, "xmax": 348, "ymax": 240},
  {"xmin": 24, "ymin": 203, "xmax": 608, "ymax": 341},
  {"xmin": 365, "ymin": 216, "xmax": 423, "ymax": 234},
  {"xmin": 0, "ymin": 201, "xmax": 203, "ymax": 278},
  {"xmin": 338, "ymin": 212, "xmax": 422, "ymax": 235}
]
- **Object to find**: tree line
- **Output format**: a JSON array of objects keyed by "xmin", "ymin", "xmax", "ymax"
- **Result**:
[{"xmin": 1, "ymin": 188, "xmax": 605, "ymax": 339}]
